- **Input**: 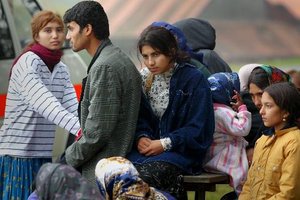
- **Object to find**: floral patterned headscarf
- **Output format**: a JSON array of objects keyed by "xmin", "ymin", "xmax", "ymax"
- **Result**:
[
  {"xmin": 208, "ymin": 72, "xmax": 240, "ymax": 106},
  {"xmin": 95, "ymin": 157, "xmax": 175, "ymax": 200},
  {"xmin": 259, "ymin": 65, "xmax": 291, "ymax": 84},
  {"xmin": 35, "ymin": 163, "xmax": 100, "ymax": 200}
]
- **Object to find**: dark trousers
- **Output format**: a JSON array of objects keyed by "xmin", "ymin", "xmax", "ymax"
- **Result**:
[{"xmin": 135, "ymin": 161, "xmax": 187, "ymax": 200}]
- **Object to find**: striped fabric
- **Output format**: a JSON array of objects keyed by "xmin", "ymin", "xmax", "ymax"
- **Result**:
[
  {"xmin": 204, "ymin": 103, "xmax": 251, "ymax": 194},
  {"xmin": 0, "ymin": 51, "xmax": 80, "ymax": 158}
]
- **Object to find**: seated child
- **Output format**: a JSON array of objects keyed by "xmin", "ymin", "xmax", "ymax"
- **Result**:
[{"xmin": 204, "ymin": 72, "xmax": 251, "ymax": 195}]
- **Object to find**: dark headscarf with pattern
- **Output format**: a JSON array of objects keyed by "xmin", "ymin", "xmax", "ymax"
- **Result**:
[
  {"xmin": 248, "ymin": 65, "xmax": 291, "ymax": 90},
  {"xmin": 35, "ymin": 163, "xmax": 100, "ymax": 200},
  {"xmin": 208, "ymin": 72, "xmax": 240, "ymax": 106}
]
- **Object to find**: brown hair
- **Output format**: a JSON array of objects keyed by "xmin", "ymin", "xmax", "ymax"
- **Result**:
[{"xmin": 264, "ymin": 82, "xmax": 300, "ymax": 128}]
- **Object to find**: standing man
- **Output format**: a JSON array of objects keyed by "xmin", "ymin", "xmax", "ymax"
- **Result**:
[{"xmin": 62, "ymin": 1, "xmax": 142, "ymax": 184}]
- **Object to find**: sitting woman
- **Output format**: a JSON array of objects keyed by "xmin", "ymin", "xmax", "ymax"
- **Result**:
[
  {"xmin": 240, "ymin": 82, "xmax": 300, "ymax": 199},
  {"xmin": 127, "ymin": 25, "xmax": 215, "ymax": 199}
]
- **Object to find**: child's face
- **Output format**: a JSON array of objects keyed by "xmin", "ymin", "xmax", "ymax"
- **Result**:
[{"xmin": 260, "ymin": 92, "xmax": 288, "ymax": 131}]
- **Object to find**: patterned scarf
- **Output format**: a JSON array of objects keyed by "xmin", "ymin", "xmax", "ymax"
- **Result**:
[
  {"xmin": 35, "ymin": 163, "xmax": 100, "ymax": 200},
  {"xmin": 95, "ymin": 157, "xmax": 175, "ymax": 200},
  {"xmin": 208, "ymin": 72, "xmax": 240, "ymax": 106},
  {"xmin": 259, "ymin": 65, "xmax": 291, "ymax": 84}
]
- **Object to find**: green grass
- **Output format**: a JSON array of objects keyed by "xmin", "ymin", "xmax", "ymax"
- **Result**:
[
  {"xmin": 187, "ymin": 185, "xmax": 233, "ymax": 200},
  {"xmin": 206, "ymin": 185, "xmax": 233, "ymax": 200},
  {"xmin": 259, "ymin": 57, "xmax": 300, "ymax": 67}
]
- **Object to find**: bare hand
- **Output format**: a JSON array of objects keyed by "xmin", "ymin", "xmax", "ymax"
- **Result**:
[
  {"xmin": 140, "ymin": 140, "xmax": 164, "ymax": 156},
  {"xmin": 231, "ymin": 90, "xmax": 243, "ymax": 111},
  {"xmin": 137, "ymin": 137, "xmax": 151, "ymax": 153},
  {"xmin": 246, "ymin": 148, "xmax": 254, "ymax": 166}
]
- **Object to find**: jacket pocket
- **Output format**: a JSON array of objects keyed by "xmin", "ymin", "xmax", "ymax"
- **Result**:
[
  {"xmin": 265, "ymin": 161, "xmax": 281, "ymax": 187},
  {"xmin": 172, "ymin": 89, "xmax": 192, "ymax": 117}
]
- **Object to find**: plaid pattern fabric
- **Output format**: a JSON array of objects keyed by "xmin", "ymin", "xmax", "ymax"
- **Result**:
[{"xmin": 65, "ymin": 40, "xmax": 142, "ymax": 184}]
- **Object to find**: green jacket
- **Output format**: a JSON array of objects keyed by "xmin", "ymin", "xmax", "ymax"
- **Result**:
[{"xmin": 65, "ymin": 39, "xmax": 142, "ymax": 183}]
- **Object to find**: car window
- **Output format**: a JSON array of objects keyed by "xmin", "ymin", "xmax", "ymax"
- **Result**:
[
  {"xmin": 0, "ymin": 1, "xmax": 14, "ymax": 60},
  {"xmin": 8, "ymin": 0, "xmax": 37, "ymax": 49}
]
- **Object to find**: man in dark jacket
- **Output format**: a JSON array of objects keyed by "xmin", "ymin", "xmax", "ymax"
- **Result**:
[{"xmin": 173, "ymin": 18, "xmax": 232, "ymax": 74}]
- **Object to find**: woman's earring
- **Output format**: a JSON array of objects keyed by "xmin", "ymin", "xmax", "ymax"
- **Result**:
[
  {"xmin": 282, "ymin": 114, "xmax": 288, "ymax": 122},
  {"xmin": 282, "ymin": 118, "xmax": 286, "ymax": 122}
]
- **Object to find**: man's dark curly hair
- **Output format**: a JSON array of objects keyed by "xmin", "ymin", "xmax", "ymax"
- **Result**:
[{"xmin": 63, "ymin": 1, "xmax": 109, "ymax": 40}]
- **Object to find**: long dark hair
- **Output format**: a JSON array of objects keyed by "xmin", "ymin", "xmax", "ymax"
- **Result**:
[
  {"xmin": 137, "ymin": 26, "xmax": 189, "ymax": 65},
  {"xmin": 264, "ymin": 82, "xmax": 300, "ymax": 128}
]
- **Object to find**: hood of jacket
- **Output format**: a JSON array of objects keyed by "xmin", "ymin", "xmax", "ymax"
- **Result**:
[{"xmin": 173, "ymin": 18, "xmax": 216, "ymax": 51}]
